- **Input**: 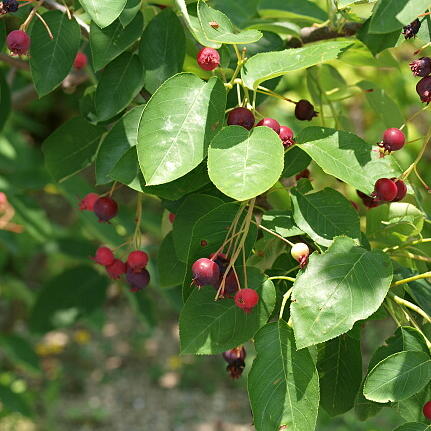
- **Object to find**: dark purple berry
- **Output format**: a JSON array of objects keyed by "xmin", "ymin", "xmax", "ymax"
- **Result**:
[
  {"xmin": 256, "ymin": 118, "xmax": 281, "ymax": 134},
  {"xmin": 6, "ymin": 30, "xmax": 31, "ymax": 55},
  {"xmin": 224, "ymin": 270, "xmax": 240, "ymax": 297},
  {"xmin": 191, "ymin": 258, "xmax": 220, "ymax": 287},
  {"xmin": 380, "ymin": 128, "xmax": 405, "ymax": 152},
  {"xmin": 374, "ymin": 178, "xmax": 398, "ymax": 202},
  {"xmin": 93, "ymin": 196, "xmax": 118, "ymax": 222},
  {"xmin": 403, "ymin": 19, "xmax": 421, "ymax": 39},
  {"xmin": 357, "ymin": 190, "xmax": 381, "ymax": 209},
  {"xmin": 279, "ymin": 126, "xmax": 295, "ymax": 147},
  {"xmin": 410, "ymin": 57, "xmax": 431, "ymax": 77},
  {"xmin": 126, "ymin": 268, "xmax": 150, "ymax": 292},
  {"xmin": 197, "ymin": 47, "xmax": 220, "ymax": 71},
  {"xmin": 295, "ymin": 100, "xmax": 318, "ymax": 121},
  {"xmin": 3, "ymin": 0, "xmax": 18, "ymax": 12},
  {"xmin": 222, "ymin": 346, "xmax": 246, "ymax": 379},
  {"xmin": 295, "ymin": 169, "xmax": 310, "ymax": 181},
  {"xmin": 209, "ymin": 252, "xmax": 229, "ymax": 275},
  {"xmin": 391, "ymin": 178, "xmax": 407, "ymax": 202},
  {"xmin": 416, "ymin": 76, "xmax": 431, "ymax": 103},
  {"xmin": 227, "ymin": 107, "xmax": 255, "ymax": 130}
]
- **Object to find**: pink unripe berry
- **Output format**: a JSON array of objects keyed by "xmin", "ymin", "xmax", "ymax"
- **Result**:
[
  {"xmin": 7, "ymin": 30, "xmax": 31, "ymax": 55},
  {"xmin": 74, "ymin": 52, "xmax": 88, "ymax": 69},
  {"xmin": 93, "ymin": 196, "xmax": 118, "ymax": 222},
  {"xmin": 192, "ymin": 257, "xmax": 220, "ymax": 287},
  {"xmin": 79, "ymin": 193, "xmax": 99, "ymax": 211},
  {"xmin": 374, "ymin": 178, "xmax": 398, "ymax": 202},
  {"xmin": 106, "ymin": 259, "xmax": 126, "ymax": 280},
  {"xmin": 227, "ymin": 107, "xmax": 255, "ymax": 130},
  {"xmin": 126, "ymin": 268, "xmax": 150, "ymax": 292},
  {"xmin": 279, "ymin": 126, "xmax": 295, "ymax": 147},
  {"xmin": 256, "ymin": 118, "xmax": 281, "ymax": 134},
  {"xmin": 127, "ymin": 250, "xmax": 149, "ymax": 272},
  {"xmin": 197, "ymin": 47, "xmax": 220, "ymax": 71},
  {"xmin": 92, "ymin": 246, "xmax": 115, "ymax": 266},
  {"xmin": 423, "ymin": 401, "xmax": 431, "ymax": 420},
  {"xmin": 291, "ymin": 243, "xmax": 310, "ymax": 268},
  {"xmin": 234, "ymin": 288, "xmax": 259, "ymax": 312},
  {"xmin": 381, "ymin": 128, "xmax": 405, "ymax": 152}
]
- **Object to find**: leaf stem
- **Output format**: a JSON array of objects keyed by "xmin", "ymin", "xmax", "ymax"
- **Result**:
[
  {"xmin": 391, "ymin": 271, "xmax": 431, "ymax": 287},
  {"xmin": 383, "ymin": 238, "xmax": 431, "ymax": 252},
  {"xmin": 250, "ymin": 219, "xmax": 295, "ymax": 246},
  {"xmin": 279, "ymin": 287, "xmax": 293, "ymax": 320},
  {"xmin": 388, "ymin": 292, "xmax": 431, "ymax": 325},
  {"xmin": 267, "ymin": 276, "xmax": 296, "ymax": 282}
]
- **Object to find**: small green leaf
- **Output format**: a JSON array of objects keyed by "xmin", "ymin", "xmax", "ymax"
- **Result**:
[
  {"xmin": 119, "ymin": 0, "xmax": 142, "ymax": 27},
  {"xmin": 0, "ymin": 335, "xmax": 40, "ymax": 375},
  {"xmin": 212, "ymin": 0, "xmax": 259, "ymax": 28},
  {"xmin": 248, "ymin": 321, "xmax": 320, "ymax": 431},
  {"xmin": 283, "ymin": 146, "xmax": 311, "ymax": 177},
  {"xmin": 42, "ymin": 117, "xmax": 105, "ymax": 182},
  {"xmin": 208, "ymin": 126, "xmax": 284, "ymax": 201},
  {"xmin": 158, "ymin": 233, "xmax": 187, "ymax": 288},
  {"xmin": 261, "ymin": 210, "xmax": 303, "ymax": 238},
  {"xmin": 357, "ymin": 19, "xmax": 402, "ymax": 56},
  {"xmin": 79, "ymin": 0, "xmax": 127, "ymax": 28},
  {"xmin": 258, "ymin": 0, "xmax": 327, "ymax": 22}
]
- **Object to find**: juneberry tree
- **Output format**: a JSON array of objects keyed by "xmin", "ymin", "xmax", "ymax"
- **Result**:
[{"xmin": 1, "ymin": 0, "xmax": 431, "ymax": 429}]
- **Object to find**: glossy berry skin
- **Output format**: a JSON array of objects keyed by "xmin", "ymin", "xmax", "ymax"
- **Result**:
[
  {"xmin": 106, "ymin": 259, "xmax": 126, "ymax": 280},
  {"xmin": 79, "ymin": 193, "xmax": 99, "ymax": 211},
  {"xmin": 381, "ymin": 128, "xmax": 405, "ymax": 152},
  {"xmin": 74, "ymin": 52, "xmax": 87, "ymax": 69},
  {"xmin": 126, "ymin": 268, "xmax": 150, "ymax": 292},
  {"xmin": 295, "ymin": 100, "xmax": 318, "ymax": 121},
  {"xmin": 410, "ymin": 57, "xmax": 431, "ymax": 77},
  {"xmin": 279, "ymin": 126, "xmax": 295, "ymax": 147},
  {"xmin": 291, "ymin": 243, "xmax": 310, "ymax": 268},
  {"xmin": 93, "ymin": 246, "xmax": 115, "ymax": 267},
  {"xmin": 423, "ymin": 401, "xmax": 431, "ymax": 420},
  {"xmin": 197, "ymin": 47, "xmax": 220, "ymax": 71},
  {"xmin": 7, "ymin": 30, "xmax": 31, "ymax": 55},
  {"xmin": 93, "ymin": 196, "xmax": 118, "ymax": 222},
  {"xmin": 391, "ymin": 178, "xmax": 407, "ymax": 202},
  {"xmin": 192, "ymin": 258, "xmax": 220, "ymax": 287},
  {"xmin": 256, "ymin": 118, "xmax": 281, "ymax": 134},
  {"xmin": 403, "ymin": 19, "xmax": 421, "ymax": 39},
  {"xmin": 227, "ymin": 107, "xmax": 255, "ymax": 130},
  {"xmin": 374, "ymin": 178, "xmax": 398, "ymax": 202},
  {"xmin": 127, "ymin": 250, "xmax": 149, "ymax": 272},
  {"xmin": 416, "ymin": 76, "xmax": 431, "ymax": 103},
  {"xmin": 234, "ymin": 288, "xmax": 259, "ymax": 312}
]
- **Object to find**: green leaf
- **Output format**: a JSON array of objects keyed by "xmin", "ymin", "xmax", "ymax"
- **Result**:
[
  {"xmin": 248, "ymin": 321, "xmax": 320, "ymax": 431},
  {"xmin": 261, "ymin": 210, "xmax": 303, "ymax": 238},
  {"xmin": 197, "ymin": 1, "xmax": 262, "ymax": 44},
  {"xmin": 241, "ymin": 40, "xmax": 352, "ymax": 90},
  {"xmin": 363, "ymin": 351, "xmax": 431, "ymax": 402},
  {"xmin": 357, "ymin": 80, "xmax": 404, "ymax": 128},
  {"xmin": 357, "ymin": 19, "xmax": 401, "ymax": 56},
  {"xmin": 119, "ymin": 0, "xmax": 142, "ymax": 27},
  {"xmin": 42, "ymin": 117, "xmax": 105, "ymax": 182},
  {"xmin": 179, "ymin": 267, "xmax": 275, "ymax": 354},
  {"xmin": 393, "ymin": 424, "xmax": 431, "ymax": 431},
  {"xmin": 0, "ymin": 335, "xmax": 40, "ymax": 375},
  {"xmin": 317, "ymin": 328, "xmax": 363, "ymax": 416},
  {"xmin": 211, "ymin": 0, "xmax": 259, "ymax": 28},
  {"xmin": 208, "ymin": 126, "xmax": 284, "ymax": 201},
  {"xmin": 291, "ymin": 187, "xmax": 361, "ymax": 247},
  {"xmin": 29, "ymin": 11, "xmax": 81, "ymax": 96},
  {"xmin": 90, "ymin": 13, "xmax": 144, "ymax": 71},
  {"xmin": 283, "ymin": 146, "xmax": 311, "ymax": 177},
  {"xmin": 395, "ymin": 385, "xmax": 431, "ymax": 423},
  {"xmin": 96, "ymin": 105, "xmax": 144, "ymax": 185},
  {"xmin": 297, "ymin": 127, "xmax": 399, "ymax": 194},
  {"xmin": 369, "ymin": 0, "xmax": 430, "ymax": 34},
  {"xmin": 30, "ymin": 266, "xmax": 108, "ymax": 333},
  {"xmin": 79, "ymin": 0, "xmax": 127, "ymax": 28},
  {"xmin": 0, "ymin": 71, "xmax": 11, "ymax": 132},
  {"xmin": 257, "ymin": 0, "xmax": 327, "ymax": 22},
  {"xmin": 137, "ymin": 74, "xmax": 226, "ymax": 185},
  {"xmin": 0, "ymin": 385, "xmax": 33, "ymax": 417},
  {"xmin": 291, "ymin": 237, "xmax": 393, "ymax": 349},
  {"xmin": 158, "ymin": 232, "xmax": 187, "ymax": 288},
  {"xmin": 139, "ymin": 8, "xmax": 185, "ymax": 93},
  {"xmin": 95, "ymin": 53, "xmax": 145, "ymax": 122}
]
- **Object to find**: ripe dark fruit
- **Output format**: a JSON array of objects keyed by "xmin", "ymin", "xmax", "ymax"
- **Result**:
[
  {"xmin": 79, "ymin": 193, "xmax": 99, "ymax": 211},
  {"xmin": 423, "ymin": 401, "xmax": 431, "ymax": 420},
  {"xmin": 3, "ymin": 0, "xmax": 19, "ymax": 13},
  {"xmin": 403, "ymin": 19, "xmax": 421, "ymax": 39},
  {"xmin": 416, "ymin": 76, "xmax": 431, "ymax": 103},
  {"xmin": 256, "ymin": 118, "xmax": 281, "ymax": 134},
  {"xmin": 295, "ymin": 100, "xmax": 318, "ymax": 121},
  {"xmin": 410, "ymin": 57, "xmax": 431, "ymax": 77},
  {"xmin": 127, "ymin": 250, "xmax": 149, "ymax": 272},
  {"xmin": 192, "ymin": 258, "xmax": 220, "ymax": 287},
  {"xmin": 222, "ymin": 346, "xmax": 246, "ymax": 379},
  {"xmin": 374, "ymin": 178, "xmax": 398, "ymax": 202},
  {"xmin": 291, "ymin": 243, "xmax": 310, "ymax": 268},
  {"xmin": 357, "ymin": 190, "xmax": 380, "ymax": 209},
  {"xmin": 234, "ymin": 288, "xmax": 259, "ymax": 312},
  {"xmin": 380, "ymin": 128, "xmax": 406, "ymax": 152},
  {"xmin": 93, "ymin": 246, "xmax": 115, "ymax": 267},
  {"xmin": 106, "ymin": 259, "xmax": 126, "ymax": 280},
  {"xmin": 7, "ymin": 30, "xmax": 31, "ymax": 55},
  {"xmin": 126, "ymin": 268, "xmax": 150, "ymax": 292},
  {"xmin": 295, "ymin": 169, "xmax": 310, "ymax": 181},
  {"xmin": 279, "ymin": 126, "xmax": 295, "ymax": 147},
  {"xmin": 209, "ymin": 252, "xmax": 229, "ymax": 275},
  {"xmin": 391, "ymin": 178, "xmax": 407, "ymax": 202},
  {"xmin": 93, "ymin": 196, "xmax": 118, "ymax": 222},
  {"xmin": 74, "ymin": 52, "xmax": 87, "ymax": 69},
  {"xmin": 227, "ymin": 107, "xmax": 255, "ymax": 130},
  {"xmin": 197, "ymin": 47, "xmax": 220, "ymax": 71},
  {"xmin": 223, "ymin": 270, "xmax": 240, "ymax": 297}
]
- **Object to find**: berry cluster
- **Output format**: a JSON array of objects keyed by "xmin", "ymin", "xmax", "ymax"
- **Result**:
[
  {"xmin": 79, "ymin": 193, "xmax": 118, "ymax": 223},
  {"xmin": 358, "ymin": 178, "xmax": 407, "ymax": 208},
  {"xmin": 227, "ymin": 107, "xmax": 295, "ymax": 147},
  {"xmin": 222, "ymin": 346, "xmax": 246, "ymax": 379}
]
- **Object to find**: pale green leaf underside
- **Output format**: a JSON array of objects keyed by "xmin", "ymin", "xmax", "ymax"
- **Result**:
[{"xmin": 79, "ymin": 0, "xmax": 127, "ymax": 28}]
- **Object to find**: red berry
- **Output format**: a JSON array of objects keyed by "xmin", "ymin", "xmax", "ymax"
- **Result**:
[
  {"xmin": 423, "ymin": 401, "xmax": 431, "ymax": 420},
  {"xmin": 126, "ymin": 267, "xmax": 150, "ymax": 292},
  {"xmin": 92, "ymin": 246, "xmax": 115, "ymax": 266},
  {"xmin": 256, "ymin": 118, "xmax": 281, "ymax": 134},
  {"xmin": 93, "ymin": 196, "xmax": 118, "ymax": 222},
  {"xmin": 357, "ymin": 190, "xmax": 381, "ymax": 209},
  {"xmin": 73, "ymin": 52, "xmax": 87, "ymax": 69},
  {"xmin": 192, "ymin": 258, "xmax": 220, "ymax": 287},
  {"xmin": 374, "ymin": 178, "xmax": 398, "ymax": 202},
  {"xmin": 168, "ymin": 212, "xmax": 176, "ymax": 224},
  {"xmin": 291, "ymin": 243, "xmax": 310, "ymax": 268},
  {"xmin": 416, "ymin": 76, "xmax": 431, "ymax": 103},
  {"xmin": 391, "ymin": 178, "xmax": 407, "ymax": 202},
  {"xmin": 381, "ymin": 128, "xmax": 405, "ymax": 152},
  {"xmin": 295, "ymin": 169, "xmax": 310, "ymax": 181},
  {"xmin": 295, "ymin": 100, "xmax": 318, "ymax": 121},
  {"xmin": 106, "ymin": 259, "xmax": 126, "ymax": 280},
  {"xmin": 279, "ymin": 126, "xmax": 295, "ymax": 147},
  {"xmin": 6, "ymin": 30, "xmax": 30, "ymax": 55},
  {"xmin": 234, "ymin": 288, "xmax": 259, "ymax": 312},
  {"xmin": 409, "ymin": 57, "xmax": 431, "ymax": 77},
  {"xmin": 197, "ymin": 47, "xmax": 220, "ymax": 71},
  {"xmin": 127, "ymin": 250, "xmax": 149, "ymax": 272},
  {"xmin": 79, "ymin": 193, "xmax": 99, "ymax": 211},
  {"xmin": 227, "ymin": 107, "xmax": 255, "ymax": 130}
]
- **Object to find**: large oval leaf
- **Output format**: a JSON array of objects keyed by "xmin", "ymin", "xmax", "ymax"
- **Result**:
[
  {"xmin": 137, "ymin": 74, "xmax": 226, "ymax": 185},
  {"xmin": 208, "ymin": 126, "xmax": 284, "ymax": 201},
  {"xmin": 241, "ymin": 40, "xmax": 352, "ymax": 89},
  {"xmin": 364, "ymin": 351, "xmax": 431, "ymax": 403},
  {"xmin": 394, "ymin": 424, "xmax": 431, "ymax": 431},
  {"xmin": 29, "ymin": 11, "xmax": 80, "ymax": 97},
  {"xmin": 79, "ymin": 0, "xmax": 127, "ymax": 28},
  {"xmin": 248, "ymin": 321, "xmax": 320, "ymax": 431},
  {"xmin": 291, "ymin": 237, "xmax": 393, "ymax": 349},
  {"xmin": 258, "ymin": 0, "xmax": 327, "ymax": 22}
]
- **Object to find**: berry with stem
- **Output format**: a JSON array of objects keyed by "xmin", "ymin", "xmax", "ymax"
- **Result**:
[
  {"xmin": 279, "ymin": 126, "xmax": 295, "ymax": 147},
  {"xmin": 234, "ymin": 288, "xmax": 259, "ymax": 312},
  {"xmin": 7, "ymin": 30, "xmax": 31, "ymax": 55},
  {"xmin": 374, "ymin": 178, "xmax": 398, "ymax": 202},
  {"xmin": 295, "ymin": 100, "xmax": 318, "ymax": 121},
  {"xmin": 357, "ymin": 190, "xmax": 380, "ymax": 209},
  {"xmin": 127, "ymin": 250, "xmax": 149, "ymax": 272},
  {"xmin": 410, "ymin": 57, "xmax": 431, "ymax": 77},
  {"xmin": 222, "ymin": 346, "xmax": 246, "ymax": 379},
  {"xmin": 92, "ymin": 246, "xmax": 115, "ymax": 267},
  {"xmin": 227, "ymin": 107, "xmax": 255, "ymax": 130},
  {"xmin": 197, "ymin": 47, "xmax": 220, "ymax": 71},
  {"xmin": 256, "ymin": 118, "xmax": 281, "ymax": 134},
  {"xmin": 380, "ymin": 128, "xmax": 405, "ymax": 152},
  {"xmin": 291, "ymin": 243, "xmax": 310, "ymax": 268},
  {"xmin": 93, "ymin": 196, "xmax": 118, "ymax": 222},
  {"xmin": 192, "ymin": 258, "xmax": 220, "ymax": 287}
]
